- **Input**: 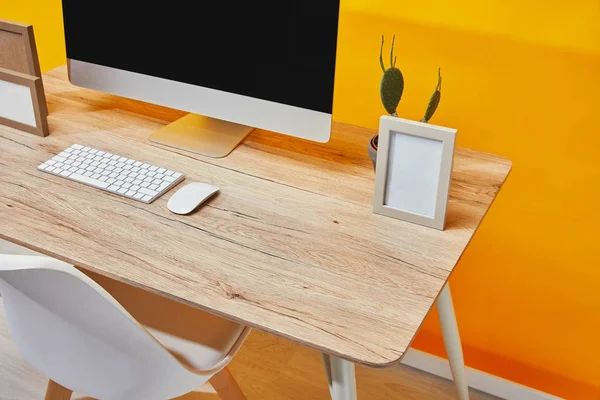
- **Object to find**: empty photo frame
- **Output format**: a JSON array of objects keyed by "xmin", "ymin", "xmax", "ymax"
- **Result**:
[
  {"xmin": 0, "ymin": 68, "xmax": 49, "ymax": 137},
  {"xmin": 0, "ymin": 19, "xmax": 42, "ymax": 77},
  {"xmin": 373, "ymin": 116, "xmax": 457, "ymax": 230}
]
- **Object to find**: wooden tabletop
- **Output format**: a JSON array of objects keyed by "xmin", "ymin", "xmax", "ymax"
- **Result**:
[{"xmin": 0, "ymin": 67, "xmax": 511, "ymax": 367}]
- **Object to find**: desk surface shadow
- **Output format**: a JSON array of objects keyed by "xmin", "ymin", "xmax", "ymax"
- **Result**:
[{"xmin": 0, "ymin": 66, "xmax": 511, "ymax": 368}]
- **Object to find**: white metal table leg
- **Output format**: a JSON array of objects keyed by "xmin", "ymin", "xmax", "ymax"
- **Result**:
[
  {"xmin": 322, "ymin": 354, "xmax": 357, "ymax": 400},
  {"xmin": 437, "ymin": 283, "xmax": 469, "ymax": 400}
]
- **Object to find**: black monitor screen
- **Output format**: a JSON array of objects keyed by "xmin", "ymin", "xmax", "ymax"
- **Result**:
[{"xmin": 62, "ymin": 1, "xmax": 340, "ymax": 114}]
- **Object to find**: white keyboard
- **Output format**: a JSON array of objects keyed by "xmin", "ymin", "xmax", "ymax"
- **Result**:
[{"xmin": 37, "ymin": 144, "xmax": 185, "ymax": 203}]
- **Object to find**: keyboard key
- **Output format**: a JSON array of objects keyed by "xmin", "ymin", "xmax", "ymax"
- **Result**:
[
  {"xmin": 110, "ymin": 154, "xmax": 120, "ymax": 160},
  {"xmin": 114, "ymin": 180, "xmax": 125, "ymax": 186},
  {"xmin": 82, "ymin": 146, "xmax": 91, "ymax": 152},
  {"xmin": 164, "ymin": 176, "xmax": 176, "ymax": 182},
  {"xmin": 125, "ymin": 177, "xmax": 134, "ymax": 183},
  {"xmin": 117, "ymin": 188, "xmax": 128, "ymax": 194},
  {"xmin": 91, "ymin": 173, "xmax": 101, "ymax": 179},
  {"xmin": 144, "ymin": 176, "xmax": 153, "ymax": 182},
  {"xmin": 155, "ymin": 173, "xmax": 164, "ymax": 179},
  {"xmin": 158, "ymin": 182, "xmax": 170, "ymax": 191},
  {"xmin": 46, "ymin": 166, "xmax": 56, "ymax": 172},
  {"xmin": 64, "ymin": 147, "xmax": 74, "ymax": 153},
  {"xmin": 149, "ymin": 165, "xmax": 158, "ymax": 171},
  {"xmin": 122, "ymin": 183, "xmax": 132, "ymax": 189},
  {"xmin": 126, "ymin": 159, "xmax": 135, "ymax": 164},
  {"xmin": 108, "ymin": 185, "xmax": 120, "ymax": 191},
  {"xmin": 140, "ymin": 182, "xmax": 150, "ymax": 188},
  {"xmin": 99, "ymin": 176, "xmax": 108, "ymax": 181},
  {"xmin": 38, "ymin": 163, "xmax": 49, "ymax": 170},
  {"xmin": 109, "ymin": 172, "xmax": 118, "ymax": 178},
  {"xmin": 107, "ymin": 178, "xmax": 116, "ymax": 184},
  {"xmin": 152, "ymin": 179, "xmax": 163, "ymax": 185},
  {"xmin": 149, "ymin": 184, "xmax": 159, "ymax": 190},
  {"xmin": 59, "ymin": 170, "xmax": 72, "ymax": 177},
  {"xmin": 126, "ymin": 190, "xmax": 136, "ymax": 196},
  {"xmin": 133, "ymin": 192, "xmax": 144, "ymax": 199},
  {"xmin": 142, "ymin": 163, "xmax": 151, "ymax": 169},
  {"xmin": 164, "ymin": 170, "xmax": 174, "ymax": 176},
  {"xmin": 142, "ymin": 195, "xmax": 152, "ymax": 202},
  {"xmin": 89, "ymin": 149, "xmax": 98, "ymax": 154},
  {"xmin": 84, "ymin": 171, "xmax": 93, "ymax": 177},
  {"xmin": 133, "ymin": 179, "xmax": 143, "ymax": 185},
  {"xmin": 70, "ymin": 173, "xmax": 110, "ymax": 189},
  {"xmin": 133, "ymin": 161, "xmax": 142, "ymax": 167},
  {"xmin": 139, "ymin": 188, "xmax": 158, "ymax": 197},
  {"xmin": 116, "ymin": 162, "xmax": 125, "ymax": 167},
  {"xmin": 147, "ymin": 171, "xmax": 156, "ymax": 177},
  {"xmin": 157, "ymin": 168, "xmax": 166, "ymax": 174},
  {"xmin": 131, "ymin": 185, "xmax": 140, "ymax": 191},
  {"xmin": 172, "ymin": 172, "xmax": 183, "ymax": 178}
]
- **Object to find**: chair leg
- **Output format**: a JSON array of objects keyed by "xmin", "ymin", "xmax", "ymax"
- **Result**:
[
  {"xmin": 44, "ymin": 380, "xmax": 72, "ymax": 400},
  {"xmin": 437, "ymin": 283, "xmax": 469, "ymax": 400},
  {"xmin": 322, "ymin": 354, "xmax": 357, "ymax": 400},
  {"xmin": 210, "ymin": 367, "xmax": 246, "ymax": 400}
]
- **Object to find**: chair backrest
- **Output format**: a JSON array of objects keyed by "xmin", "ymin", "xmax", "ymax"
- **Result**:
[{"xmin": 0, "ymin": 254, "xmax": 210, "ymax": 400}]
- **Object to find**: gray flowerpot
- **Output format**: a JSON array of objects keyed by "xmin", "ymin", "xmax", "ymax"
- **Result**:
[{"xmin": 368, "ymin": 135, "xmax": 378, "ymax": 172}]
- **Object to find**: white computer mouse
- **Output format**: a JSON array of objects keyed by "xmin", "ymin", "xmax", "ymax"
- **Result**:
[{"xmin": 167, "ymin": 183, "xmax": 219, "ymax": 215}]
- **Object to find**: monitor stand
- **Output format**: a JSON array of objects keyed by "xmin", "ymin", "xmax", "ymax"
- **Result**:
[{"xmin": 148, "ymin": 113, "xmax": 254, "ymax": 158}]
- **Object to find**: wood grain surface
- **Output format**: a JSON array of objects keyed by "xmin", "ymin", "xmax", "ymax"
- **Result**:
[{"xmin": 0, "ymin": 66, "xmax": 511, "ymax": 367}]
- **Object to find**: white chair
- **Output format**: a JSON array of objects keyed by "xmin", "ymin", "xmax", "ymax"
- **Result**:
[{"xmin": 0, "ymin": 254, "xmax": 251, "ymax": 400}]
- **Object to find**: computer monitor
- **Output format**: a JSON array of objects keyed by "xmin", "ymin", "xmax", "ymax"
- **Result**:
[{"xmin": 61, "ymin": 1, "xmax": 340, "ymax": 158}]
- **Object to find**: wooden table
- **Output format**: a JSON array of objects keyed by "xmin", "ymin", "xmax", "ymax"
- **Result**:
[{"xmin": 0, "ymin": 67, "xmax": 511, "ymax": 399}]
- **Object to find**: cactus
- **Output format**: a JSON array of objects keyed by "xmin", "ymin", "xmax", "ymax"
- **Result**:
[
  {"xmin": 379, "ymin": 35, "xmax": 404, "ymax": 116},
  {"xmin": 421, "ymin": 68, "xmax": 442, "ymax": 123}
]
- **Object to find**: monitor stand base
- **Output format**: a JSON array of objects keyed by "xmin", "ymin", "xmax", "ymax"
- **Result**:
[{"xmin": 148, "ymin": 113, "xmax": 254, "ymax": 158}]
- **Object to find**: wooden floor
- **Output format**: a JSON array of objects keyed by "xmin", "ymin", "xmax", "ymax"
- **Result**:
[{"xmin": 0, "ymin": 299, "xmax": 496, "ymax": 400}]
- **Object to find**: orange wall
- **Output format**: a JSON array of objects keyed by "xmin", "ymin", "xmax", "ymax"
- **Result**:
[
  {"xmin": 3, "ymin": 1, "xmax": 600, "ymax": 398},
  {"xmin": 333, "ymin": 4, "xmax": 600, "ymax": 398}
]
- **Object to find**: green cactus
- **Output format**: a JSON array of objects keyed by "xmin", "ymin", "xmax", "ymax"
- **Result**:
[
  {"xmin": 379, "ymin": 35, "xmax": 404, "ymax": 116},
  {"xmin": 421, "ymin": 68, "xmax": 442, "ymax": 123}
]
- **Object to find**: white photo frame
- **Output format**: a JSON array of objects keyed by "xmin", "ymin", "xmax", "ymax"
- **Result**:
[{"xmin": 373, "ymin": 115, "xmax": 457, "ymax": 230}]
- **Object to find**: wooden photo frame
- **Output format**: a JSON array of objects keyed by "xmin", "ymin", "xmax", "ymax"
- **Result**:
[
  {"xmin": 0, "ymin": 67, "xmax": 49, "ymax": 137},
  {"xmin": 373, "ymin": 116, "xmax": 457, "ymax": 230},
  {"xmin": 0, "ymin": 19, "xmax": 42, "ymax": 77}
]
